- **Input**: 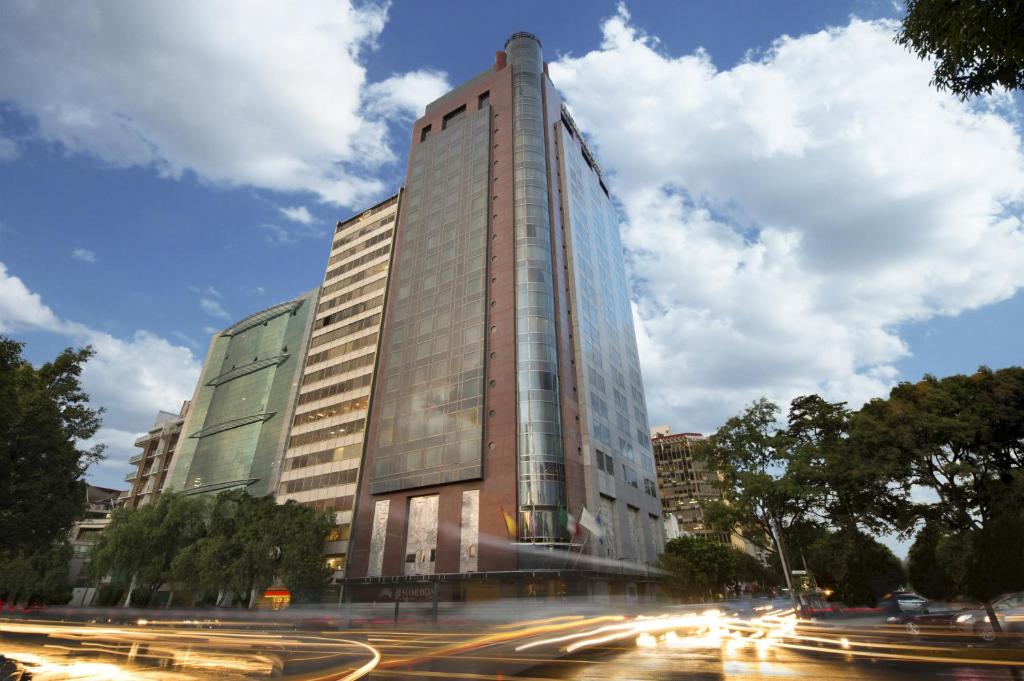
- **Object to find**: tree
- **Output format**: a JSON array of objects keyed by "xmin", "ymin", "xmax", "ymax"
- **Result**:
[
  {"xmin": 0, "ymin": 541, "xmax": 73, "ymax": 605},
  {"xmin": 850, "ymin": 367, "xmax": 1024, "ymax": 535},
  {"xmin": 906, "ymin": 521, "xmax": 958, "ymax": 600},
  {"xmin": 273, "ymin": 500, "xmax": 333, "ymax": 603},
  {"xmin": 807, "ymin": 529, "xmax": 905, "ymax": 606},
  {"xmin": 785, "ymin": 395, "xmax": 904, "ymax": 535},
  {"xmin": 896, "ymin": 0, "xmax": 1024, "ymax": 99},
  {"xmin": 851, "ymin": 367, "xmax": 1024, "ymax": 631},
  {"xmin": 0, "ymin": 337, "xmax": 104, "ymax": 554},
  {"xmin": 90, "ymin": 493, "xmax": 208, "ymax": 605},
  {"xmin": 700, "ymin": 398, "xmax": 811, "ymax": 557},
  {"xmin": 170, "ymin": 492, "xmax": 331, "ymax": 607},
  {"xmin": 659, "ymin": 535, "xmax": 771, "ymax": 602}
]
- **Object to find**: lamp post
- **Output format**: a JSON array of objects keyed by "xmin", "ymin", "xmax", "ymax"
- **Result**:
[{"xmin": 769, "ymin": 516, "xmax": 800, "ymax": 613}]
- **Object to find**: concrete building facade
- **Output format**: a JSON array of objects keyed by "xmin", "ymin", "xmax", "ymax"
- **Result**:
[
  {"xmin": 346, "ymin": 33, "xmax": 662, "ymax": 600},
  {"xmin": 651, "ymin": 430, "xmax": 725, "ymax": 543},
  {"xmin": 68, "ymin": 485, "xmax": 123, "ymax": 605},
  {"xmin": 274, "ymin": 194, "xmax": 399, "ymax": 580}
]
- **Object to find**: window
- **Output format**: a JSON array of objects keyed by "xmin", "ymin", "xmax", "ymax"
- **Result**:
[
  {"xmin": 596, "ymin": 449, "xmax": 614, "ymax": 475},
  {"xmin": 420, "ymin": 124, "xmax": 431, "ymax": 142},
  {"xmin": 442, "ymin": 105, "xmax": 466, "ymax": 130},
  {"xmin": 644, "ymin": 479, "xmax": 658, "ymax": 497},
  {"xmin": 622, "ymin": 465, "xmax": 639, "ymax": 488},
  {"xmin": 478, "ymin": 91, "xmax": 490, "ymax": 109}
]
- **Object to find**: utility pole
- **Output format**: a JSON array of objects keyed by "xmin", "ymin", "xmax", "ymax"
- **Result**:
[{"xmin": 769, "ymin": 515, "xmax": 800, "ymax": 613}]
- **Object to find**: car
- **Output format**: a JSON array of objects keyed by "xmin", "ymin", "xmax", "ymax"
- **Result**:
[
  {"xmin": 953, "ymin": 592, "xmax": 1024, "ymax": 642},
  {"xmin": 877, "ymin": 591, "xmax": 929, "ymax": 614},
  {"xmin": 886, "ymin": 609, "xmax": 960, "ymax": 636}
]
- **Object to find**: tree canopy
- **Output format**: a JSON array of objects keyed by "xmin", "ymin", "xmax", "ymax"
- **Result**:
[
  {"xmin": 659, "ymin": 535, "xmax": 774, "ymax": 602},
  {"xmin": 93, "ymin": 490, "xmax": 333, "ymax": 607},
  {"xmin": 896, "ymin": 0, "xmax": 1024, "ymax": 99},
  {"xmin": 0, "ymin": 336, "xmax": 104, "ymax": 605},
  {"xmin": 0, "ymin": 336, "xmax": 104, "ymax": 553},
  {"xmin": 696, "ymin": 367, "xmax": 1024, "ymax": 606}
]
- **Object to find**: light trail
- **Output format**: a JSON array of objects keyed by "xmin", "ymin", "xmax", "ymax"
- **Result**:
[
  {"xmin": 0, "ymin": 618, "xmax": 381, "ymax": 680},
  {"xmin": 515, "ymin": 608, "xmax": 1024, "ymax": 668}
]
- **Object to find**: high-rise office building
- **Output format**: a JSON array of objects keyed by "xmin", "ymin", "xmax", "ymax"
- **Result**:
[
  {"xmin": 122, "ymin": 403, "xmax": 189, "ymax": 508},
  {"xmin": 164, "ymin": 291, "xmax": 317, "ymax": 498},
  {"xmin": 347, "ymin": 33, "xmax": 662, "ymax": 600},
  {"xmin": 275, "ymin": 194, "xmax": 398, "ymax": 580},
  {"xmin": 652, "ymin": 427, "xmax": 762, "ymax": 557},
  {"xmin": 651, "ymin": 429, "xmax": 724, "ymax": 542}
]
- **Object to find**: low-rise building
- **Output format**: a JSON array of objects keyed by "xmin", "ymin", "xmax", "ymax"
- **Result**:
[{"xmin": 68, "ymin": 484, "xmax": 123, "ymax": 605}]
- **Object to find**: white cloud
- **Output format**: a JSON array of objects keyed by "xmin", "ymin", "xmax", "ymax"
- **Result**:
[
  {"xmin": 71, "ymin": 247, "xmax": 96, "ymax": 263},
  {"xmin": 0, "ymin": 1, "xmax": 449, "ymax": 205},
  {"xmin": 80, "ymin": 427, "xmax": 147, "ymax": 487},
  {"xmin": 550, "ymin": 8, "xmax": 1024, "ymax": 433},
  {"xmin": 199, "ymin": 297, "xmax": 230, "ymax": 320},
  {"xmin": 0, "ymin": 262, "xmax": 201, "ymax": 488},
  {"xmin": 278, "ymin": 205, "xmax": 314, "ymax": 224},
  {"xmin": 364, "ymin": 69, "xmax": 451, "ymax": 119},
  {"xmin": 0, "ymin": 262, "xmax": 66, "ymax": 333}
]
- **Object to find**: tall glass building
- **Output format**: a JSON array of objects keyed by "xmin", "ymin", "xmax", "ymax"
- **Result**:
[
  {"xmin": 164, "ymin": 290, "xmax": 317, "ymax": 498},
  {"xmin": 347, "ymin": 33, "xmax": 663, "ymax": 600}
]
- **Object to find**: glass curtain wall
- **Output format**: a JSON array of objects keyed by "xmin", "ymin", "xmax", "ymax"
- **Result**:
[{"xmin": 506, "ymin": 33, "xmax": 567, "ymax": 542}]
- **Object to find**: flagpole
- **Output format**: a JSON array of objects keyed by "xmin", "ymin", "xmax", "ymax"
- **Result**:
[{"xmin": 571, "ymin": 533, "xmax": 590, "ymax": 570}]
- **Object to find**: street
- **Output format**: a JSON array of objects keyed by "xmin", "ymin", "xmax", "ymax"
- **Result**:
[{"xmin": 3, "ymin": 606, "xmax": 1023, "ymax": 680}]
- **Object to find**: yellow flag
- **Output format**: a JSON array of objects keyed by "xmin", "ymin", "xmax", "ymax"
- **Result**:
[{"xmin": 500, "ymin": 506, "xmax": 517, "ymax": 538}]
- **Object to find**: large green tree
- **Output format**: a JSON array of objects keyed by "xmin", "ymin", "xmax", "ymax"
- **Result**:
[
  {"xmin": 0, "ymin": 541, "xmax": 73, "ymax": 605},
  {"xmin": 764, "ymin": 521, "xmax": 905, "ymax": 607},
  {"xmin": 0, "ymin": 337, "xmax": 104, "ymax": 553},
  {"xmin": 700, "ymin": 398, "xmax": 812, "ymax": 556},
  {"xmin": 851, "ymin": 367, "xmax": 1024, "ymax": 630},
  {"xmin": 659, "ymin": 535, "xmax": 772, "ymax": 602},
  {"xmin": 98, "ymin": 490, "xmax": 332, "ymax": 607},
  {"xmin": 91, "ymin": 493, "xmax": 209, "ymax": 605},
  {"xmin": 0, "ymin": 337, "xmax": 104, "ymax": 605},
  {"xmin": 785, "ymin": 395, "xmax": 904, "ymax": 534},
  {"xmin": 850, "ymin": 367, "xmax": 1024, "ymax": 535},
  {"xmin": 896, "ymin": 0, "xmax": 1024, "ymax": 99}
]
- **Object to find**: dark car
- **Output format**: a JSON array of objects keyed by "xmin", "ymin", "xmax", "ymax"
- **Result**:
[{"xmin": 886, "ymin": 609, "xmax": 960, "ymax": 636}]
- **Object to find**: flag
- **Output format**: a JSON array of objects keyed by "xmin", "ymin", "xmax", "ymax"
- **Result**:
[
  {"xmin": 500, "ymin": 506, "xmax": 517, "ymax": 538},
  {"xmin": 559, "ymin": 506, "xmax": 581, "ymax": 540},
  {"xmin": 579, "ymin": 507, "xmax": 603, "ymax": 539},
  {"xmin": 664, "ymin": 514, "xmax": 680, "ymax": 540}
]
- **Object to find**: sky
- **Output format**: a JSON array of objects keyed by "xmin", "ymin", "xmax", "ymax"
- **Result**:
[{"xmin": 1, "ymin": 1, "xmax": 1022, "ymax": 509}]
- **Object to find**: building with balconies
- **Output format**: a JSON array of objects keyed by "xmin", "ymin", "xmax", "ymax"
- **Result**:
[{"xmin": 121, "ymin": 403, "xmax": 189, "ymax": 508}]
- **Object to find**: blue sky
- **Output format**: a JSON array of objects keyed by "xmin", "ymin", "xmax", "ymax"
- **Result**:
[{"xmin": 1, "ymin": 0, "xmax": 1022, "ymax": 511}]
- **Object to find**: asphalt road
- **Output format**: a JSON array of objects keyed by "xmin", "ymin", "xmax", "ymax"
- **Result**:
[
  {"xmin": 525, "ymin": 643, "xmax": 1023, "ymax": 680},
  {"xmin": 2, "ymin": 608, "xmax": 1023, "ymax": 680}
]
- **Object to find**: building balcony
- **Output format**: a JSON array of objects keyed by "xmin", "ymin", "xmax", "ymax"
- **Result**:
[
  {"xmin": 134, "ymin": 433, "xmax": 156, "ymax": 447},
  {"xmin": 124, "ymin": 471, "xmax": 137, "ymax": 482},
  {"xmin": 129, "ymin": 453, "xmax": 144, "ymax": 464}
]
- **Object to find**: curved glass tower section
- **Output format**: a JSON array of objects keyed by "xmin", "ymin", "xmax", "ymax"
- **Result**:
[{"xmin": 506, "ymin": 33, "xmax": 566, "ymax": 541}]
